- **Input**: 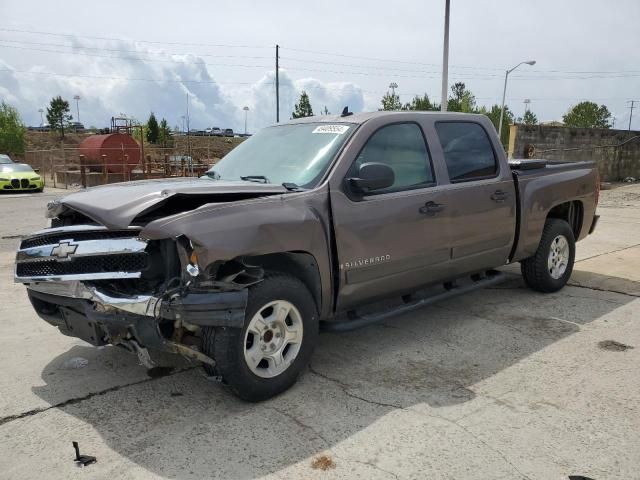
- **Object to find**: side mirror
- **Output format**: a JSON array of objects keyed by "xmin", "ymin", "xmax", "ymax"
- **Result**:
[{"xmin": 347, "ymin": 162, "xmax": 395, "ymax": 193}]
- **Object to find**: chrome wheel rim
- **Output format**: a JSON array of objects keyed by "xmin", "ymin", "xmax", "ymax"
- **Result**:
[
  {"xmin": 548, "ymin": 234, "xmax": 570, "ymax": 279},
  {"xmin": 243, "ymin": 300, "xmax": 303, "ymax": 378}
]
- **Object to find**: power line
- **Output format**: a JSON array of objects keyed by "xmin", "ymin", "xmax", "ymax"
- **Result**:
[
  {"xmin": 0, "ymin": 43, "xmax": 273, "ymax": 69},
  {"xmin": 0, "ymin": 27, "xmax": 271, "ymax": 49},
  {"xmin": 0, "ymin": 38, "xmax": 273, "ymax": 60}
]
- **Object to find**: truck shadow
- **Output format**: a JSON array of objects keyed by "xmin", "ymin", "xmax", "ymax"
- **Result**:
[{"xmin": 32, "ymin": 271, "xmax": 638, "ymax": 479}]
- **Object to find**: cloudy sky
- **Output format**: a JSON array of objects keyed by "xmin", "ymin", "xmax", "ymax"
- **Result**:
[{"xmin": 1, "ymin": 0, "xmax": 639, "ymax": 133}]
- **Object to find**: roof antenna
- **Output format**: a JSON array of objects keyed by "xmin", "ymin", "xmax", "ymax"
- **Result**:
[{"xmin": 341, "ymin": 106, "xmax": 353, "ymax": 117}]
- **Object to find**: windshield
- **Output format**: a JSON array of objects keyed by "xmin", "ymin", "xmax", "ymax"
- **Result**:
[
  {"xmin": 0, "ymin": 164, "xmax": 34, "ymax": 173},
  {"xmin": 0, "ymin": 154, "xmax": 13, "ymax": 164},
  {"xmin": 208, "ymin": 122, "xmax": 353, "ymax": 187}
]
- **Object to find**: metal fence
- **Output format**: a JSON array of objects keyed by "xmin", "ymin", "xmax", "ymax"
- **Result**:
[{"xmin": 23, "ymin": 145, "xmax": 228, "ymax": 189}]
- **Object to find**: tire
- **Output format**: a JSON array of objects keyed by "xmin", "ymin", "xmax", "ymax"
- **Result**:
[
  {"xmin": 521, "ymin": 218, "xmax": 576, "ymax": 293},
  {"xmin": 202, "ymin": 273, "xmax": 318, "ymax": 402}
]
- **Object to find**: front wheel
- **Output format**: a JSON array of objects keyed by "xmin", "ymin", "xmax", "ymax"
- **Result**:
[
  {"xmin": 521, "ymin": 218, "xmax": 576, "ymax": 293},
  {"xmin": 202, "ymin": 273, "xmax": 318, "ymax": 402}
]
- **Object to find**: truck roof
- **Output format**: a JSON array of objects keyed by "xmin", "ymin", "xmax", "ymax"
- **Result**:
[{"xmin": 282, "ymin": 110, "xmax": 488, "ymax": 126}]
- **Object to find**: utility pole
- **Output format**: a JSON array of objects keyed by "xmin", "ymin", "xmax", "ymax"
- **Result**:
[
  {"xmin": 628, "ymin": 100, "xmax": 636, "ymax": 132},
  {"xmin": 73, "ymin": 95, "xmax": 81, "ymax": 123},
  {"xmin": 243, "ymin": 106, "xmax": 249, "ymax": 135},
  {"xmin": 276, "ymin": 44, "xmax": 280, "ymax": 123},
  {"xmin": 440, "ymin": 0, "xmax": 450, "ymax": 111},
  {"xmin": 186, "ymin": 93, "xmax": 192, "ymax": 174}
]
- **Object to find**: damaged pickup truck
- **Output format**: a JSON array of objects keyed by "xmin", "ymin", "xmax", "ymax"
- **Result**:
[{"xmin": 15, "ymin": 112, "xmax": 600, "ymax": 401}]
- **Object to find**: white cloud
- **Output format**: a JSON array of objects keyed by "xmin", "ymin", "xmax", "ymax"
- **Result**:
[{"xmin": 0, "ymin": 38, "xmax": 366, "ymax": 133}]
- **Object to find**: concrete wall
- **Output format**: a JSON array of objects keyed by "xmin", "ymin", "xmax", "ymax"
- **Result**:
[{"xmin": 508, "ymin": 124, "xmax": 640, "ymax": 181}]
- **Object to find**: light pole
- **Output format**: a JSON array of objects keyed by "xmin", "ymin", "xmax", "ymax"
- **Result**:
[
  {"xmin": 243, "ymin": 106, "xmax": 249, "ymax": 135},
  {"xmin": 38, "ymin": 108, "xmax": 44, "ymax": 127},
  {"xmin": 498, "ymin": 60, "xmax": 536, "ymax": 139},
  {"xmin": 440, "ymin": 0, "xmax": 450, "ymax": 111},
  {"xmin": 388, "ymin": 82, "xmax": 398, "ymax": 96},
  {"xmin": 73, "ymin": 95, "xmax": 81, "ymax": 123}
]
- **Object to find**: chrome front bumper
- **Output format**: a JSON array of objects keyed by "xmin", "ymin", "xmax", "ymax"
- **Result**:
[{"xmin": 27, "ymin": 281, "xmax": 161, "ymax": 317}]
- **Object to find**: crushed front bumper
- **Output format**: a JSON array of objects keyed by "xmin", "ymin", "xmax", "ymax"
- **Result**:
[{"xmin": 26, "ymin": 282, "xmax": 247, "ymax": 364}]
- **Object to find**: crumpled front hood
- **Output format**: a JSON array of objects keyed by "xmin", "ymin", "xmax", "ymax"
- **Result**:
[{"xmin": 56, "ymin": 178, "xmax": 288, "ymax": 229}]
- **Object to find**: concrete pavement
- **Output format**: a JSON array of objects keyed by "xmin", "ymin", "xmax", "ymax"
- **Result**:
[{"xmin": 0, "ymin": 185, "xmax": 639, "ymax": 479}]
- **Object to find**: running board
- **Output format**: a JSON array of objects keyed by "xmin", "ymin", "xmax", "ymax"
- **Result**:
[{"xmin": 321, "ymin": 270, "xmax": 506, "ymax": 333}]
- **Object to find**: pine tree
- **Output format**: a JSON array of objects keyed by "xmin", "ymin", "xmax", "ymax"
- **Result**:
[
  {"xmin": 380, "ymin": 91, "xmax": 402, "ymax": 111},
  {"xmin": 158, "ymin": 118, "xmax": 172, "ymax": 147},
  {"xmin": 146, "ymin": 112, "xmax": 160, "ymax": 143},
  {"xmin": 292, "ymin": 91, "xmax": 314, "ymax": 118},
  {"xmin": 46, "ymin": 96, "xmax": 72, "ymax": 138}
]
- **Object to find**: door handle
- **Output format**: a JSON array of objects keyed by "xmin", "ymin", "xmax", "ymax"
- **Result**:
[
  {"xmin": 491, "ymin": 190, "xmax": 508, "ymax": 202},
  {"xmin": 419, "ymin": 201, "xmax": 445, "ymax": 215}
]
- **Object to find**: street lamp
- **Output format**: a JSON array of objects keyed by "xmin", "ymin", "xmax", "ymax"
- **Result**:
[
  {"xmin": 73, "ymin": 95, "xmax": 81, "ymax": 123},
  {"xmin": 388, "ymin": 82, "xmax": 398, "ymax": 96},
  {"xmin": 243, "ymin": 106, "xmax": 250, "ymax": 135},
  {"xmin": 498, "ymin": 60, "xmax": 536, "ymax": 139},
  {"xmin": 38, "ymin": 108, "xmax": 44, "ymax": 127}
]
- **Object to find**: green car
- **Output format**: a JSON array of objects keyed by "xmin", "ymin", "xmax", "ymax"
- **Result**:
[{"xmin": 0, "ymin": 154, "xmax": 44, "ymax": 192}]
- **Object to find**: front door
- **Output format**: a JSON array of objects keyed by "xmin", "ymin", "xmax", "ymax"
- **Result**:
[{"xmin": 329, "ymin": 120, "xmax": 450, "ymax": 311}]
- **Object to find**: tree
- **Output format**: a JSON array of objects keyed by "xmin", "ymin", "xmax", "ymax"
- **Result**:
[
  {"xmin": 292, "ymin": 91, "xmax": 314, "ymax": 118},
  {"xmin": 146, "ymin": 112, "xmax": 159, "ymax": 143},
  {"xmin": 46, "ymin": 96, "xmax": 72, "ymax": 138},
  {"xmin": 522, "ymin": 110, "xmax": 538, "ymax": 125},
  {"xmin": 562, "ymin": 101, "xmax": 611, "ymax": 128},
  {"xmin": 0, "ymin": 102, "xmax": 27, "ymax": 156},
  {"xmin": 158, "ymin": 118, "xmax": 172, "ymax": 147},
  {"xmin": 403, "ymin": 94, "xmax": 438, "ymax": 111},
  {"xmin": 380, "ymin": 90, "xmax": 402, "ymax": 111},
  {"xmin": 447, "ymin": 82, "xmax": 476, "ymax": 112},
  {"xmin": 484, "ymin": 104, "xmax": 514, "ymax": 147}
]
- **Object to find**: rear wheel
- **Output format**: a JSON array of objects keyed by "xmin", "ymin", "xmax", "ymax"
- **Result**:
[
  {"xmin": 202, "ymin": 273, "xmax": 318, "ymax": 402},
  {"xmin": 521, "ymin": 218, "xmax": 575, "ymax": 293}
]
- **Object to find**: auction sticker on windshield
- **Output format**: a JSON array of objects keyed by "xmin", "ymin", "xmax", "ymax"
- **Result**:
[{"xmin": 312, "ymin": 125, "xmax": 350, "ymax": 134}]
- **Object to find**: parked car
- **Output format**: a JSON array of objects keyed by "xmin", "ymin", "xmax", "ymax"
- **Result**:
[
  {"xmin": 224, "ymin": 128, "xmax": 234, "ymax": 137},
  {"xmin": 15, "ymin": 112, "xmax": 599, "ymax": 401},
  {"xmin": 0, "ymin": 154, "xmax": 15, "ymax": 164},
  {"xmin": 0, "ymin": 159, "xmax": 44, "ymax": 192},
  {"xmin": 211, "ymin": 127, "xmax": 223, "ymax": 136},
  {"xmin": 69, "ymin": 122, "xmax": 85, "ymax": 132}
]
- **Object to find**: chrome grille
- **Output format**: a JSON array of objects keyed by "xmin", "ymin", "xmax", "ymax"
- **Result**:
[{"xmin": 15, "ymin": 226, "xmax": 147, "ymax": 282}]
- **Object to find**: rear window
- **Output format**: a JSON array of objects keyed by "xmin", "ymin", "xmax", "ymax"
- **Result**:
[{"xmin": 435, "ymin": 122, "xmax": 497, "ymax": 182}]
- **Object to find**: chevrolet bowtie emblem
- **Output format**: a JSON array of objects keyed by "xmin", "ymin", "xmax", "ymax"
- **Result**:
[{"xmin": 51, "ymin": 241, "xmax": 78, "ymax": 259}]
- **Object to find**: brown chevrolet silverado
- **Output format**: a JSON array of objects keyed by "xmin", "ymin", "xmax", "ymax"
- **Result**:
[{"xmin": 15, "ymin": 112, "xmax": 599, "ymax": 401}]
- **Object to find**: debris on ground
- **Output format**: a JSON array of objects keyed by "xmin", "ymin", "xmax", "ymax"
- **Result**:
[
  {"xmin": 72, "ymin": 441, "xmax": 96, "ymax": 467},
  {"xmin": 61, "ymin": 357, "xmax": 89, "ymax": 370},
  {"xmin": 146, "ymin": 366, "xmax": 174, "ymax": 378},
  {"xmin": 598, "ymin": 340, "xmax": 634, "ymax": 352},
  {"xmin": 311, "ymin": 454, "xmax": 336, "ymax": 471}
]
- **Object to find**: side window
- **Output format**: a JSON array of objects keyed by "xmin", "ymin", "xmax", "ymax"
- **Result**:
[
  {"xmin": 352, "ymin": 123, "xmax": 434, "ymax": 193},
  {"xmin": 435, "ymin": 122, "xmax": 498, "ymax": 182}
]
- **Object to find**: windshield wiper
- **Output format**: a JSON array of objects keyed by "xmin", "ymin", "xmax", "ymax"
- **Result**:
[
  {"xmin": 282, "ymin": 182, "xmax": 306, "ymax": 191},
  {"xmin": 240, "ymin": 175, "xmax": 269, "ymax": 184}
]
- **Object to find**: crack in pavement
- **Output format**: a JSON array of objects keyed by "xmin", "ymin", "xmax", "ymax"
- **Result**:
[
  {"xmin": 567, "ymin": 282, "xmax": 640, "ymax": 298},
  {"xmin": 308, "ymin": 364, "xmax": 533, "ymax": 480},
  {"xmin": 575, "ymin": 242, "xmax": 640, "ymax": 264},
  {"xmin": 0, "ymin": 366, "xmax": 197, "ymax": 427}
]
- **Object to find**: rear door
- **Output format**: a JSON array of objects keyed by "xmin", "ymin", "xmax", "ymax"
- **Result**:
[
  {"xmin": 431, "ymin": 120, "xmax": 517, "ymax": 275},
  {"xmin": 328, "ymin": 116, "xmax": 450, "ymax": 311}
]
